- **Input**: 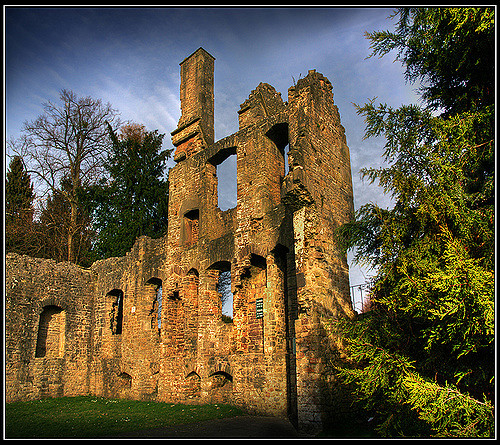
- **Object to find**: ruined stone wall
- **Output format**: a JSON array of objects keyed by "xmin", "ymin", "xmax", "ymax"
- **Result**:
[
  {"xmin": 4, "ymin": 47, "xmax": 355, "ymax": 435},
  {"xmin": 286, "ymin": 71, "xmax": 355, "ymax": 432},
  {"xmin": 88, "ymin": 235, "xmax": 167, "ymax": 400},
  {"xmin": 5, "ymin": 253, "xmax": 94, "ymax": 401}
]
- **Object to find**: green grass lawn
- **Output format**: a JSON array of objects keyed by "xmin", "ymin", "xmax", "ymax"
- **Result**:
[{"xmin": 5, "ymin": 396, "xmax": 245, "ymax": 438}]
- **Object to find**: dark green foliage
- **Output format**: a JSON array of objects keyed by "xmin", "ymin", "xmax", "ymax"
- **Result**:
[
  {"xmin": 366, "ymin": 8, "xmax": 494, "ymax": 115},
  {"xmin": 5, "ymin": 156, "xmax": 37, "ymax": 255},
  {"xmin": 333, "ymin": 7, "xmax": 494, "ymax": 437},
  {"xmin": 5, "ymin": 156, "xmax": 95, "ymax": 266},
  {"xmin": 5, "ymin": 156, "xmax": 35, "ymax": 222},
  {"xmin": 87, "ymin": 124, "xmax": 172, "ymax": 259}
]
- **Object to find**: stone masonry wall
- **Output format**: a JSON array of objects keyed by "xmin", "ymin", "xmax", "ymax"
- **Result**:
[
  {"xmin": 5, "ymin": 48, "xmax": 355, "ymax": 435},
  {"xmin": 5, "ymin": 253, "xmax": 94, "ymax": 401}
]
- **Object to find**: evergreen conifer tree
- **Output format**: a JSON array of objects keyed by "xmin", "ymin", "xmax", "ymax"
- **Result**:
[
  {"xmin": 5, "ymin": 156, "xmax": 37, "ymax": 255},
  {"xmin": 88, "ymin": 123, "xmax": 171, "ymax": 259},
  {"xmin": 332, "ymin": 7, "xmax": 494, "ymax": 437}
]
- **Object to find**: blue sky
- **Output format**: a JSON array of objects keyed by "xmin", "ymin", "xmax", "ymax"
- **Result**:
[{"xmin": 5, "ymin": 6, "xmax": 420, "ymax": 310}]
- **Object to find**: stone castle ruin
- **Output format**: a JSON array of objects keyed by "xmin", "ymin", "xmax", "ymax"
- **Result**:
[{"xmin": 5, "ymin": 48, "xmax": 355, "ymax": 433}]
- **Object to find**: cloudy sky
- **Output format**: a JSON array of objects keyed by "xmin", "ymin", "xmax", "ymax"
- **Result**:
[{"xmin": 5, "ymin": 6, "xmax": 420, "ymax": 310}]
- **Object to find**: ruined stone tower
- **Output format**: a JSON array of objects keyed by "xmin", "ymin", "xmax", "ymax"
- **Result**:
[
  {"xmin": 172, "ymin": 47, "xmax": 215, "ymax": 161},
  {"xmin": 5, "ymin": 48, "xmax": 355, "ymax": 434}
]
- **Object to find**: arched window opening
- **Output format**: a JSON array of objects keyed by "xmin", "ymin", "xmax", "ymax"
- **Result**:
[
  {"xmin": 265, "ymin": 122, "xmax": 289, "ymax": 176},
  {"xmin": 239, "ymin": 253, "xmax": 267, "ymax": 352},
  {"xmin": 209, "ymin": 261, "xmax": 233, "ymax": 321},
  {"xmin": 185, "ymin": 371, "xmax": 202, "ymax": 399},
  {"xmin": 107, "ymin": 289, "xmax": 124, "ymax": 335},
  {"xmin": 169, "ymin": 290, "xmax": 181, "ymax": 301},
  {"xmin": 208, "ymin": 370, "xmax": 233, "ymax": 403},
  {"xmin": 184, "ymin": 209, "xmax": 199, "ymax": 246},
  {"xmin": 146, "ymin": 278, "xmax": 162, "ymax": 329},
  {"xmin": 241, "ymin": 254, "xmax": 267, "ymax": 281},
  {"xmin": 117, "ymin": 372, "xmax": 132, "ymax": 389},
  {"xmin": 184, "ymin": 269, "xmax": 200, "ymax": 301},
  {"xmin": 217, "ymin": 270, "xmax": 232, "ymax": 320},
  {"xmin": 209, "ymin": 371, "xmax": 233, "ymax": 386},
  {"xmin": 35, "ymin": 305, "xmax": 65, "ymax": 358},
  {"xmin": 250, "ymin": 253, "xmax": 267, "ymax": 272}
]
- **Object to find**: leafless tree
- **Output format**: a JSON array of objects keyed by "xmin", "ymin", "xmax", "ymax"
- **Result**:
[
  {"xmin": 9, "ymin": 89, "xmax": 121, "ymax": 263},
  {"xmin": 217, "ymin": 270, "xmax": 232, "ymax": 310}
]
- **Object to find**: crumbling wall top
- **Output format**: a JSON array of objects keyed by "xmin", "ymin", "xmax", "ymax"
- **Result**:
[{"xmin": 238, "ymin": 82, "xmax": 286, "ymax": 129}]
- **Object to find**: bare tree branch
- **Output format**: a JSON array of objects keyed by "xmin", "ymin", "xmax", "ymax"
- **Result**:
[{"xmin": 9, "ymin": 89, "xmax": 121, "ymax": 263}]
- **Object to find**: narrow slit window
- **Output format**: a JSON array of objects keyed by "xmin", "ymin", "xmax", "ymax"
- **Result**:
[
  {"xmin": 217, "ymin": 155, "xmax": 237, "ymax": 211},
  {"xmin": 156, "ymin": 284, "xmax": 162, "ymax": 328},
  {"xmin": 207, "ymin": 146, "xmax": 237, "ymax": 212},
  {"xmin": 265, "ymin": 122, "xmax": 289, "ymax": 178},
  {"xmin": 284, "ymin": 143, "xmax": 290, "ymax": 175},
  {"xmin": 217, "ymin": 270, "xmax": 233, "ymax": 320},
  {"xmin": 184, "ymin": 209, "xmax": 199, "ymax": 246},
  {"xmin": 35, "ymin": 305, "xmax": 65, "ymax": 358},
  {"xmin": 146, "ymin": 278, "xmax": 163, "ymax": 329},
  {"xmin": 107, "ymin": 290, "xmax": 124, "ymax": 335}
]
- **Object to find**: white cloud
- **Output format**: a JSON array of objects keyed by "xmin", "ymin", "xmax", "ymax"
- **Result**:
[{"xmin": 6, "ymin": 7, "xmax": 419, "ymax": 294}]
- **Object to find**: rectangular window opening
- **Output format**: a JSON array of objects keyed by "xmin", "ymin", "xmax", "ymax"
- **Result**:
[
  {"xmin": 216, "ymin": 154, "xmax": 237, "ymax": 211},
  {"xmin": 217, "ymin": 270, "xmax": 233, "ymax": 320}
]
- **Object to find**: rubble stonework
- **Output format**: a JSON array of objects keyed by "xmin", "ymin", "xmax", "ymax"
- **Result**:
[{"xmin": 5, "ymin": 48, "xmax": 355, "ymax": 434}]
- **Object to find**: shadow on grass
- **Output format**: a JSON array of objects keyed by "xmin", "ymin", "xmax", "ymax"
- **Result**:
[{"xmin": 5, "ymin": 396, "xmax": 245, "ymax": 438}]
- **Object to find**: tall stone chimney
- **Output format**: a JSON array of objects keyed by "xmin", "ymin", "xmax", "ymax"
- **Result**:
[{"xmin": 171, "ymin": 47, "xmax": 215, "ymax": 162}]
